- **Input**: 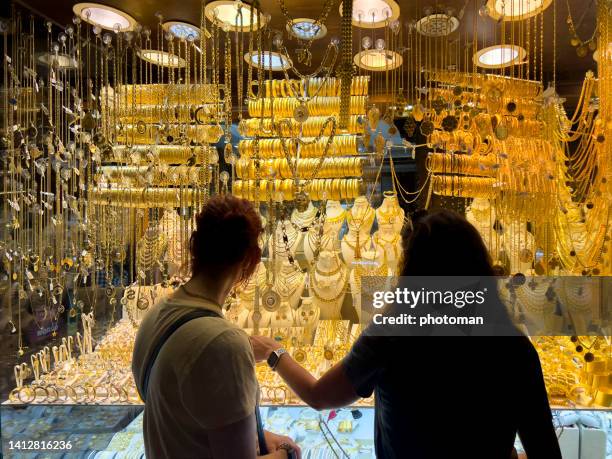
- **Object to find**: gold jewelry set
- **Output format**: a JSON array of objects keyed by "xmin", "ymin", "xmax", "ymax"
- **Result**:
[
  {"xmin": 9, "ymin": 318, "xmax": 141, "ymax": 405},
  {"xmin": 236, "ymin": 157, "xmax": 363, "ymax": 180},
  {"xmin": 233, "ymin": 178, "xmax": 363, "ymax": 201},
  {"xmin": 248, "ymin": 96, "xmax": 366, "ymax": 118},
  {"xmin": 239, "ymin": 115, "xmax": 362, "ymax": 138},
  {"xmin": 258, "ymin": 76, "xmax": 369, "ymax": 99},
  {"xmin": 239, "ymin": 135, "xmax": 358, "ymax": 159}
]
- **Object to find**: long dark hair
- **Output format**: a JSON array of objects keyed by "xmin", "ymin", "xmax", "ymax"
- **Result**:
[{"xmin": 401, "ymin": 209, "xmax": 495, "ymax": 276}]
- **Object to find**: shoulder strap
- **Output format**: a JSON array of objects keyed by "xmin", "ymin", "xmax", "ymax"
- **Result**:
[
  {"xmin": 140, "ymin": 306, "xmax": 269, "ymax": 455},
  {"xmin": 141, "ymin": 308, "xmax": 221, "ymax": 401}
]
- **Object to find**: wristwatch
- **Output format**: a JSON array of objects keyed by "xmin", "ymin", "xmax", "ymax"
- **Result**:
[
  {"xmin": 267, "ymin": 348, "xmax": 287, "ymax": 371},
  {"xmin": 278, "ymin": 442, "xmax": 297, "ymax": 459}
]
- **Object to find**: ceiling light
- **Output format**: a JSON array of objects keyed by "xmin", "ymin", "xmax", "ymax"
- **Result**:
[
  {"xmin": 205, "ymin": 1, "xmax": 267, "ymax": 32},
  {"xmin": 244, "ymin": 51, "xmax": 292, "ymax": 71},
  {"xmin": 340, "ymin": 0, "xmax": 400, "ymax": 29},
  {"xmin": 162, "ymin": 21, "xmax": 211, "ymax": 40},
  {"xmin": 286, "ymin": 18, "xmax": 327, "ymax": 40},
  {"xmin": 73, "ymin": 3, "xmax": 136, "ymax": 32},
  {"xmin": 474, "ymin": 45, "xmax": 526, "ymax": 69},
  {"xmin": 37, "ymin": 53, "xmax": 78, "ymax": 69},
  {"xmin": 486, "ymin": 0, "xmax": 552, "ymax": 21},
  {"xmin": 138, "ymin": 50, "xmax": 186, "ymax": 68},
  {"xmin": 416, "ymin": 13, "xmax": 459, "ymax": 37},
  {"xmin": 354, "ymin": 49, "xmax": 403, "ymax": 71}
]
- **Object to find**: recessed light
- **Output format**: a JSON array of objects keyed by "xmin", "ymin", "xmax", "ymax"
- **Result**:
[
  {"xmin": 287, "ymin": 18, "xmax": 327, "ymax": 40},
  {"xmin": 162, "ymin": 21, "xmax": 211, "ymax": 40},
  {"xmin": 340, "ymin": 0, "xmax": 400, "ymax": 29},
  {"xmin": 138, "ymin": 50, "xmax": 186, "ymax": 68},
  {"xmin": 486, "ymin": 0, "xmax": 552, "ymax": 21},
  {"xmin": 244, "ymin": 51, "xmax": 292, "ymax": 71},
  {"xmin": 73, "ymin": 3, "xmax": 136, "ymax": 32},
  {"xmin": 416, "ymin": 13, "xmax": 460, "ymax": 37},
  {"xmin": 37, "ymin": 52, "xmax": 78, "ymax": 69},
  {"xmin": 474, "ymin": 45, "xmax": 526, "ymax": 69},
  {"xmin": 204, "ymin": 1, "xmax": 267, "ymax": 32},
  {"xmin": 354, "ymin": 50, "xmax": 402, "ymax": 71}
]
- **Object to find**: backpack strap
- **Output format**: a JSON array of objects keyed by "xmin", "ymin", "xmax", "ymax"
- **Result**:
[
  {"xmin": 141, "ymin": 307, "xmax": 269, "ymax": 454},
  {"xmin": 141, "ymin": 308, "xmax": 221, "ymax": 401}
]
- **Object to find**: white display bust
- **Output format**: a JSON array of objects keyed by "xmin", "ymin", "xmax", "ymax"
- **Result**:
[
  {"xmin": 295, "ymin": 296, "xmax": 320, "ymax": 344},
  {"xmin": 341, "ymin": 196, "xmax": 375, "ymax": 265},
  {"xmin": 273, "ymin": 259, "xmax": 307, "ymax": 310},
  {"xmin": 291, "ymin": 201, "xmax": 318, "ymax": 229},
  {"xmin": 268, "ymin": 219, "xmax": 301, "ymax": 260},
  {"xmin": 376, "ymin": 191, "xmax": 405, "ymax": 234},
  {"xmin": 349, "ymin": 248, "xmax": 388, "ymax": 323},
  {"xmin": 303, "ymin": 200, "xmax": 345, "ymax": 264},
  {"xmin": 269, "ymin": 300, "xmax": 295, "ymax": 328},
  {"xmin": 309, "ymin": 250, "xmax": 348, "ymax": 320}
]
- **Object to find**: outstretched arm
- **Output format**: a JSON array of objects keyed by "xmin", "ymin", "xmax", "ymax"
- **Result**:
[{"xmin": 251, "ymin": 336, "xmax": 359, "ymax": 410}]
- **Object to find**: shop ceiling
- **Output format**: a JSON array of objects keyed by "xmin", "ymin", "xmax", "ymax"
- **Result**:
[{"xmin": 10, "ymin": 0, "xmax": 600, "ymax": 108}]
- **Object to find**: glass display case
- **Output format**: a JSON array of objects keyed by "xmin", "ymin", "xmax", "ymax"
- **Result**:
[{"xmin": 2, "ymin": 405, "xmax": 611, "ymax": 458}]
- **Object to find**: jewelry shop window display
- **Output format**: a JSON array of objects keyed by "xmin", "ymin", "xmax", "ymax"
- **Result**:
[{"xmin": 4, "ymin": 3, "xmax": 612, "ymax": 455}]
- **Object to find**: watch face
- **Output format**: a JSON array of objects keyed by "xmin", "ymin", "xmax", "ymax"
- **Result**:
[{"xmin": 267, "ymin": 350, "xmax": 278, "ymax": 368}]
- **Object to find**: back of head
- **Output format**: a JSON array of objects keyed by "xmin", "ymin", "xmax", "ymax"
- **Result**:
[
  {"xmin": 401, "ymin": 209, "xmax": 495, "ymax": 276},
  {"xmin": 190, "ymin": 195, "xmax": 263, "ymax": 282}
]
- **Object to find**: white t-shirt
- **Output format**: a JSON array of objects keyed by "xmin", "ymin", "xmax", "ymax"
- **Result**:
[{"xmin": 132, "ymin": 294, "xmax": 258, "ymax": 459}]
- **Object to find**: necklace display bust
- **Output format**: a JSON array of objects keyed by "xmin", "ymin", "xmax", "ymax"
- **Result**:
[
  {"xmin": 304, "ymin": 200, "xmax": 345, "ymax": 264},
  {"xmin": 295, "ymin": 296, "xmax": 320, "ymax": 343},
  {"xmin": 268, "ymin": 218, "xmax": 301, "ymax": 260},
  {"xmin": 291, "ymin": 201, "xmax": 318, "ymax": 229},
  {"xmin": 348, "ymin": 249, "xmax": 388, "ymax": 322},
  {"xmin": 273, "ymin": 259, "xmax": 307, "ymax": 310},
  {"xmin": 310, "ymin": 250, "xmax": 347, "ymax": 320},
  {"xmin": 341, "ymin": 196, "xmax": 375, "ymax": 265},
  {"xmin": 376, "ymin": 191, "xmax": 405, "ymax": 233}
]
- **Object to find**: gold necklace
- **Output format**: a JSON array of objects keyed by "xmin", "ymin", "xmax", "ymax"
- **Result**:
[
  {"xmin": 354, "ymin": 261, "xmax": 389, "ymax": 292},
  {"xmin": 343, "ymin": 235, "xmax": 369, "ymax": 250},
  {"xmin": 325, "ymin": 209, "xmax": 346, "ymax": 224},
  {"xmin": 310, "ymin": 269, "xmax": 347, "ymax": 303},
  {"xmin": 373, "ymin": 232, "xmax": 400, "ymax": 245},
  {"xmin": 315, "ymin": 258, "xmax": 343, "ymax": 276}
]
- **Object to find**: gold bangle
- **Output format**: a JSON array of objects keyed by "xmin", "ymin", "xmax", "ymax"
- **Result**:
[
  {"xmin": 45, "ymin": 385, "xmax": 59, "ymax": 403},
  {"xmin": 17, "ymin": 386, "xmax": 36, "ymax": 404}
]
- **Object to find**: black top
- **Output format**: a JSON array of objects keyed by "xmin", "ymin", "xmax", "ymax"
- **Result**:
[{"xmin": 342, "ymin": 335, "xmax": 561, "ymax": 459}]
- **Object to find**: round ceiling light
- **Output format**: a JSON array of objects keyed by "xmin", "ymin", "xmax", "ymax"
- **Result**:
[
  {"xmin": 287, "ymin": 18, "xmax": 327, "ymax": 40},
  {"xmin": 416, "ymin": 13, "xmax": 460, "ymax": 37},
  {"xmin": 204, "ymin": 1, "xmax": 267, "ymax": 32},
  {"xmin": 339, "ymin": 0, "xmax": 400, "ymax": 29},
  {"xmin": 486, "ymin": 0, "xmax": 552, "ymax": 21},
  {"xmin": 354, "ymin": 49, "xmax": 403, "ymax": 71},
  {"xmin": 244, "ymin": 51, "xmax": 292, "ymax": 71},
  {"xmin": 138, "ymin": 50, "xmax": 187, "ymax": 68},
  {"xmin": 73, "ymin": 3, "xmax": 136, "ymax": 31},
  {"xmin": 474, "ymin": 45, "xmax": 526, "ymax": 69},
  {"xmin": 37, "ymin": 53, "xmax": 78, "ymax": 69},
  {"xmin": 162, "ymin": 21, "xmax": 211, "ymax": 40}
]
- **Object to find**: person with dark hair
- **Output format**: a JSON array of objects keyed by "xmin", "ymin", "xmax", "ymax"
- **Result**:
[
  {"xmin": 132, "ymin": 195, "xmax": 300, "ymax": 459},
  {"xmin": 252, "ymin": 209, "xmax": 561, "ymax": 459}
]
